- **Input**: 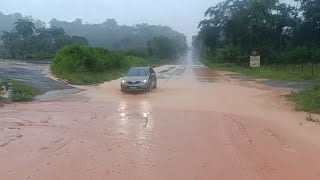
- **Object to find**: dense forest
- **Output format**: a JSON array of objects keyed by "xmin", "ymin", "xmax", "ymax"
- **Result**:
[
  {"xmin": 0, "ymin": 19, "xmax": 88, "ymax": 59},
  {"xmin": 193, "ymin": 0, "xmax": 320, "ymax": 67},
  {"xmin": 0, "ymin": 12, "xmax": 187, "ymax": 60},
  {"xmin": 49, "ymin": 18, "xmax": 187, "ymax": 51},
  {"xmin": 0, "ymin": 12, "xmax": 44, "ymax": 32},
  {"xmin": 0, "ymin": 12, "xmax": 45, "ymax": 57}
]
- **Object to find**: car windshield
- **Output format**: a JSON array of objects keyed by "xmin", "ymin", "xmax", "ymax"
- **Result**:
[{"xmin": 126, "ymin": 69, "xmax": 148, "ymax": 76}]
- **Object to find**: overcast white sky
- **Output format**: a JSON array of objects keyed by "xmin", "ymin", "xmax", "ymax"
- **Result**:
[{"xmin": 1, "ymin": 0, "xmax": 219, "ymax": 42}]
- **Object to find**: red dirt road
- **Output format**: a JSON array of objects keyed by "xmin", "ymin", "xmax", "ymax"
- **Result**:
[{"xmin": 1, "ymin": 61, "xmax": 320, "ymax": 179}]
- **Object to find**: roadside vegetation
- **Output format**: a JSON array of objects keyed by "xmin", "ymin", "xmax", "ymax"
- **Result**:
[
  {"xmin": 10, "ymin": 81, "xmax": 40, "ymax": 102},
  {"xmin": 1, "ymin": 79, "xmax": 40, "ymax": 102},
  {"xmin": 286, "ymin": 86, "xmax": 320, "ymax": 114},
  {"xmin": 51, "ymin": 44, "xmax": 180, "ymax": 85},
  {"xmin": 203, "ymin": 60, "xmax": 320, "ymax": 82},
  {"xmin": 193, "ymin": 0, "xmax": 320, "ymax": 80}
]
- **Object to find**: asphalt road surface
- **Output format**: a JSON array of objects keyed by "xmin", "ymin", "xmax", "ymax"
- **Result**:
[
  {"xmin": 0, "ymin": 61, "xmax": 74, "ymax": 93},
  {"xmin": 1, "ymin": 54, "xmax": 320, "ymax": 180}
]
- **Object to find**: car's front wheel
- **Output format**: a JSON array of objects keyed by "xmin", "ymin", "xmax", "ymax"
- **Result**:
[
  {"xmin": 147, "ymin": 83, "xmax": 152, "ymax": 92},
  {"xmin": 154, "ymin": 81, "xmax": 157, "ymax": 89}
]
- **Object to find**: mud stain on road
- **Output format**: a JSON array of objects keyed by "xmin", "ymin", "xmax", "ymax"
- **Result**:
[
  {"xmin": 192, "ymin": 67, "xmax": 222, "ymax": 78},
  {"xmin": 192, "ymin": 67, "xmax": 226, "ymax": 83}
]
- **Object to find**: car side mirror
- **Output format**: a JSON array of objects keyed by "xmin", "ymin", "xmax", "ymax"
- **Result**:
[
  {"xmin": 121, "ymin": 74, "xmax": 125, "ymax": 77},
  {"xmin": 151, "ymin": 73, "xmax": 156, "ymax": 76}
]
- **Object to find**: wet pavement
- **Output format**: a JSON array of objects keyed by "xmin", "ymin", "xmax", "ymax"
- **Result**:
[
  {"xmin": 227, "ymin": 73, "xmax": 319, "ymax": 91},
  {"xmin": 1, "ymin": 53, "xmax": 320, "ymax": 179},
  {"xmin": 0, "ymin": 61, "xmax": 75, "ymax": 93}
]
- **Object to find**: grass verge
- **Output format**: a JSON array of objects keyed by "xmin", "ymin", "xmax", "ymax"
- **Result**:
[
  {"xmin": 53, "ymin": 70, "xmax": 125, "ymax": 85},
  {"xmin": 10, "ymin": 81, "xmax": 41, "ymax": 102},
  {"xmin": 286, "ymin": 86, "xmax": 320, "ymax": 114},
  {"xmin": 202, "ymin": 59, "xmax": 320, "ymax": 82}
]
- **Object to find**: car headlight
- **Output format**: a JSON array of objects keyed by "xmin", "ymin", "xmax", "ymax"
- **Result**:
[
  {"xmin": 142, "ymin": 80, "xmax": 147, "ymax": 83},
  {"xmin": 122, "ymin": 80, "xmax": 127, "ymax": 84}
]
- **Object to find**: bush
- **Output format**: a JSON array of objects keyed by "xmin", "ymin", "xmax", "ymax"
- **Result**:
[
  {"xmin": 52, "ymin": 45, "xmax": 125, "ymax": 73},
  {"xmin": 126, "ymin": 47, "xmax": 149, "ymax": 58},
  {"xmin": 287, "ymin": 86, "xmax": 320, "ymax": 113},
  {"xmin": 51, "ymin": 45, "xmax": 170, "ymax": 85},
  {"xmin": 10, "ymin": 81, "xmax": 41, "ymax": 102}
]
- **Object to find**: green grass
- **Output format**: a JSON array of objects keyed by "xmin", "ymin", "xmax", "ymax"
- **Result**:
[
  {"xmin": 10, "ymin": 81, "xmax": 41, "ymax": 102},
  {"xmin": 286, "ymin": 86, "xmax": 320, "ymax": 114},
  {"xmin": 53, "ymin": 70, "xmax": 125, "ymax": 85},
  {"xmin": 203, "ymin": 60, "xmax": 320, "ymax": 82}
]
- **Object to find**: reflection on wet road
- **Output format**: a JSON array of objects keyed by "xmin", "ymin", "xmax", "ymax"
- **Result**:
[{"xmin": 1, "ymin": 52, "xmax": 320, "ymax": 179}]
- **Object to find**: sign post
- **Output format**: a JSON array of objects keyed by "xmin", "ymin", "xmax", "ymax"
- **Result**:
[{"xmin": 250, "ymin": 55, "xmax": 261, "ymax": 68}]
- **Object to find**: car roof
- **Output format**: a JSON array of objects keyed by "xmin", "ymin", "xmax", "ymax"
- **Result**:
[{"xmin": 130, "ymin": 67, "xmax": 151, "ymax": 70}]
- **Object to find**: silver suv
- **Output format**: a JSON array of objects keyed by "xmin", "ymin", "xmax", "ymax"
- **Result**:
[{"xmin": 121, "ymin": 67, "xmax": 157, "ymax": 92}]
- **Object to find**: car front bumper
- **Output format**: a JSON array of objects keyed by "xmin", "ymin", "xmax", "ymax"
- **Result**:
[{"xmin": 121, "ymin": 83, "xmax": 149, "ymax": 91}]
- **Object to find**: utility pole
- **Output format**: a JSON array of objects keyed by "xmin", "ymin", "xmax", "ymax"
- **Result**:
[
  {"xmin": 278, "ymin": 0, "xmax": 282, "ymax": 50},
  {"xmin": 250, "ymin": 0, "xmax": 253, "ymax": 52}
]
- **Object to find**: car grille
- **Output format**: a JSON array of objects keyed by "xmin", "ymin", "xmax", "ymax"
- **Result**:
[{"xmin": 127, "ymin": 81, "xmax": 141, "ymax": 85}]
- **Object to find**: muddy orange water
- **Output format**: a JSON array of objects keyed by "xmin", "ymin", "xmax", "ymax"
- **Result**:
[{"xmin": 1, "ymin": 57, "xmax": 320, "ymax": 179}]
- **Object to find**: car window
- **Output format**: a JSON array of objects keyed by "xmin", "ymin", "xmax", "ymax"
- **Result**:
[{"xmin": 126, "ymin": 69, "xmax": 149, "ymax": 76}]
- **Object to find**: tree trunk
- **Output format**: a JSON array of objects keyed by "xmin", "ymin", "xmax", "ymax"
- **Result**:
[
  {"xmin": 293, "ymin": 64, "xmax": 295, "ymax": 72},
  {"xmin": 312, "ymin": 63, "xmax": 314, "ymax": 77}
]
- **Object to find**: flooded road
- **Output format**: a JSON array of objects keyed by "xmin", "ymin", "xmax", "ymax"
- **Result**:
[{"xmin": 1, "ymin": 53, "xmax": 320, "ymax": 180}]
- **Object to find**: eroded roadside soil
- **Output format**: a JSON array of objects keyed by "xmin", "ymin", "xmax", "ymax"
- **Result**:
[{"xmin": 1, "ymin": 57, "xmax": 320, "ymax": 179}]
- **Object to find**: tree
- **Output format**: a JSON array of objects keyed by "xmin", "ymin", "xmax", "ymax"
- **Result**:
[
  {"xmin": 70, "ymin": 36, "xmax": 89, "ymax": 46},
  {"xmin": 14, "ymin": 19, "xmax": 35, "ymax": 39},
  {"xmin": 49, "ymin": 18, "xmax": 187, "ymax": 51},
  {"xmin": 0, "ymin": 30, "xmax": 17, "ymax": 42},
  {"xmin": 298, "ymin": 0, "xmax": 320, "ymax": 46},
  {"xmin": 195, "ymin": 0, "xmax": 305, "ymax": 65},
  {"xmin": 1, "ymin": 20, "xmax": 89, "ymax": 59},
  {"xmin": 0, "ymin": 30, "xmax": 19, "ymax": 55},
  {"xmin": 147, "ymin": 37, "xmax": 179, "ymax": 59}
]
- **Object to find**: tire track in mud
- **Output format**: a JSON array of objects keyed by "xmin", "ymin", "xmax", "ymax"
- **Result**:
[
  {"xmin": 263, "ymin": 128, "xmax": 299, "ymax": 153},
  {"xmin": 232, "ymin": 118, "xmax": 253, "ymax": 146},
  {"xmin": 0, "ymin": 135, "xmax": 23, "ymax": 148},
  {"xmin": 222, "ymin": 113, "xmax": 277, "ymax": 179},
  {"xmin": 25, "ymin": 112, "xmax": 103, "ymax": 179}
]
